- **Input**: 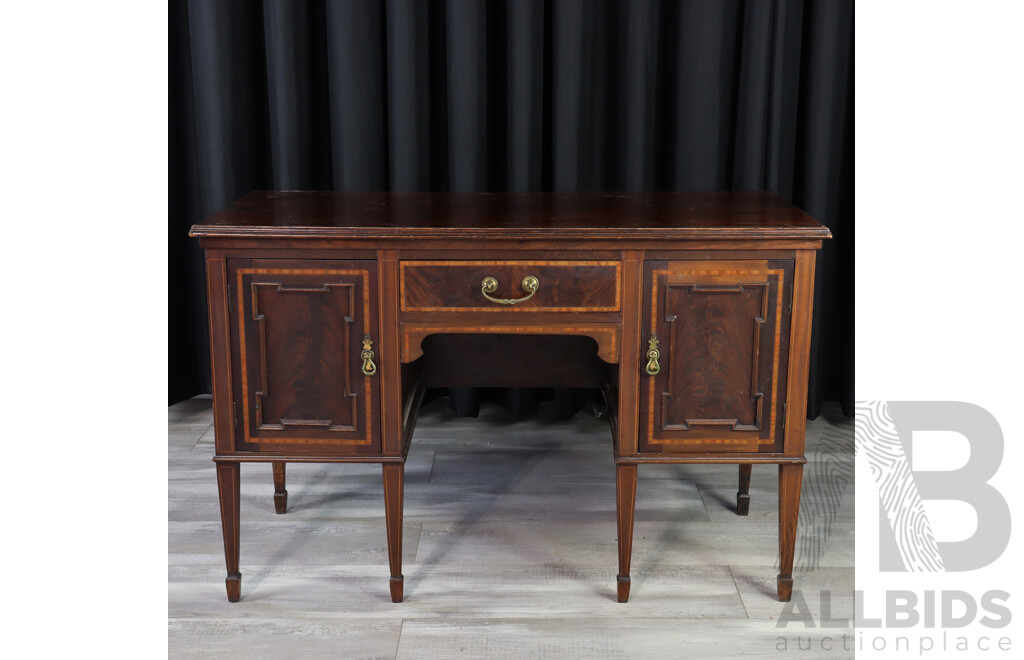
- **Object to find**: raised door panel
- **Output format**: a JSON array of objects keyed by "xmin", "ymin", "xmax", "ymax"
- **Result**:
[
  {"xmin": 639, "ymin": 260, "xmax": 793, "ymax": 453},
  {"xmin": 229, "ymin": 260, "xmax": 381, "ymax": 454}
]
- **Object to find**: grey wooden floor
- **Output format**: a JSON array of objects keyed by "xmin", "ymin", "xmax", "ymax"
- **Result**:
[{"xmin": 169, "ymin": 396, "xmax": 854, "ymax": 659}]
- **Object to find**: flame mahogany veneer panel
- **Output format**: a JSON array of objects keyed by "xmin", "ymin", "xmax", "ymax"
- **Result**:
[
  {"xmin": 229, "ymin": 260, "xmax": 381, "ymax": 454},
  {"xmin": 639, "ymin": 260, "xmax": 794, "ymax": 454},
  {"xmin": 400, "ymin": 261, "xmax": 621, "ymax": 312}
]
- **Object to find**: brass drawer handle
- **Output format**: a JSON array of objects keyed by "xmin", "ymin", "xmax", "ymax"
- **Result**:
[
  {"xmin": 645, "ymin": 334, "xmax": 661, "ymax": 376},
  {"xmin": 480, "ymin": 275, "xmax": 540, "ymax": 305},
  {"xmin": 361, "ymin": 335, "xmax": 377, "ymax": 376}
]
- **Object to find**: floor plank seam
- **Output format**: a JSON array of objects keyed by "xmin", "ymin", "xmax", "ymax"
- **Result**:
[
  {"xmin": 727, "ymin": 565, "xmax": 750, "ymax": 620},
  {"xmin": 394, "ymin": 618, "xmax": 405, "ymax": 660},
  {"xmin": 190, "ymin": 422, "xmax": 213, "ymax": 451}
]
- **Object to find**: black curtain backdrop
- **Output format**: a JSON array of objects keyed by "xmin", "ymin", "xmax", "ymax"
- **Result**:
[{"xmin": 169, "ymin": 0, "xmax": 853, "ymax": 419}]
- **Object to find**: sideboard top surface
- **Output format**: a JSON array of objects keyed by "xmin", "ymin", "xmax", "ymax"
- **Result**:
[{"xmin": 190, "ymin": 191, "xmax": 831, "ymax": 241}]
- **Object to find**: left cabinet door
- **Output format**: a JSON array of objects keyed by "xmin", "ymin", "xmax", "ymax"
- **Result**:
[{"xmin": 228, "ymin": 260, "xmax": 381, "ymax": 454}]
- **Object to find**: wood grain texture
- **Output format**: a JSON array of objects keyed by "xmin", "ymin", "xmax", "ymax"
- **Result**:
[
  {"xmin": 616, "ymin": 464, "xmax": 638, "ymax": 603},
  {"xmin": 378, "ymin": 252, "xmax": 403, "ymax": 456},
  {"xmin": 783, "ymin": 250, "xmax": 818, "ymax": 457},
  {"xmin": 736, "ymin": 464, "xmax": 752, "ymax": 516},
  {"xmin": 400, "ymin": 361, "xmax": 425, "ymax": 455},
  {"xmin": 383, "ymin": 463, "xmax": 405, "ymax": 603},
  {"xmin": 401, "ymin": 324, "xmax": 620, "ymax": 364},
  {"xmin": 190, "ymin": 190, "xmax": 832, "ymax": 241},
  {"xmin": 615, "ymin": 454, "xmax": 807, "ymax": 465},
  {"xmin": 616, "ymin": 251, "xmax": 644, "ymax": 457},
  {"xmin": 640, "ymin": 260, "xmax": 793, "ymax": 454},
  {"xmin": 215, "ymin": 461, "xmax": 241, "ymax": 602},
  {"xmin": 204, "ymin": 254, "xmax": 234, "ymax": 455},
  {"xmin": 230, "ymin": 261, "xmax": 381, "ymax": 453},
  {"xmin": 272, "ymin": 461, "xmax": 287, "ymax": 514},
  {"xmin": 201, "ymin": 237, "xmax": 823, "ymax": 252},
  {"xmin": 400, "ymin": 260, "xmax": 621, "ymax": 312},
  {"xmin": 777, "ymin": 463, "xmax": 803, "ymax": 601}
]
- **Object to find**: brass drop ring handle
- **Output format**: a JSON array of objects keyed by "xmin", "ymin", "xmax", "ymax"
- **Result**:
[
  {"xmin": 361, "ymin": 335, "xmax": 377, "ymax": 376},
  {"xmin": 644, "ymin": 334, "xmax": 661, "ymax": 376},
  {"xmin": 480, "ymin": 275, "xmax": 540, "ymax": 305}
]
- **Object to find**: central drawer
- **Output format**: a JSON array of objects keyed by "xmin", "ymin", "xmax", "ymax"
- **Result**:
[{"xmin": 400, "ymin": 261, "xmax": 621, "ymax": 312}]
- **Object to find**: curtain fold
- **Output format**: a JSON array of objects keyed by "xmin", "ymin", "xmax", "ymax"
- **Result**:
[
  {"xmin": 263, "ymin": 0, "xmax": 333, "ymax": 190},
  {"xmin": 170, "ymin": 0, "xmax": 854, "ymax": 418},
  {"xmin": 620, "ymin": 0, "xmax": 660, "ymax": 191},
  {"xmin": 325, "ymin": 0, "xmax": 389, "ymax": 190},
  {"xmin": 507, "ymin": 0, "xmax": 544, "ymax": 192},
  {"xmin": 385, "ymin": 0, "xmax": 433, "ymax": 191}
]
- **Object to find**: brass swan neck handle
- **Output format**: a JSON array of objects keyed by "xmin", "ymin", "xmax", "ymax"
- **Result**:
[{"xmin": 480, "ymin": 275, "xmax": 540, "ymax": 305}]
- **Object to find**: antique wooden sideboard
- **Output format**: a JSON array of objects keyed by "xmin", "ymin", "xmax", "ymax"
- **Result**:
[{"xmin": 190, "ymin": 191, "xmax": 830, "ymax": 604}]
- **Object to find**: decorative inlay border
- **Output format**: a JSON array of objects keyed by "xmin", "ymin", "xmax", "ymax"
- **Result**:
[
  {"xmin": 400, "ymin": 324, "xmax": 620, "ymax": 364},
  {"xmin": 237, "ymin": 268, "xmax": 374, "ymax": 445},
  {"xmin": 399, "ymin": 260, "xmax": 622, "ymax": 312},
  {"xmin": 646, "ymin": 263, "xmax": 785, "ymax": 447}
]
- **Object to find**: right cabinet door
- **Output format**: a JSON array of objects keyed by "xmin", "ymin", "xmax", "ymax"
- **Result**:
[{"xmin": 639, "ymin": 260, "xmax": 794, "ymax": 453}]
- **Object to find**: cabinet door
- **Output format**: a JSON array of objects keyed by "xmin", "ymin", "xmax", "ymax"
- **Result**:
[
  {"xmin": 639, "ymin": 260, "xmax": 793, "ymax": 453},
  {"xmin": 229, "ymin": 260, "xmax": 381, "ymax": 454}
]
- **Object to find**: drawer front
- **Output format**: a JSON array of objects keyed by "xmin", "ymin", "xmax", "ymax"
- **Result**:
[{"xmin": 400, "ymin": 261, "xmax": 621, "ymax": 312}]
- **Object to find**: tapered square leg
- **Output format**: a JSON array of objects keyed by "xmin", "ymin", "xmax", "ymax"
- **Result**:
[
  {"xmin": 616, "ymin": 463, "xmax": 638, "ymax": 603},
  {"xmin": 382, "ymin": 463, "xmax": 405, "ymax": 603},
  {"xmin": 777, "ymin": 463, "xmax": 803, "ymax": 602},
  {"xmin": 272, "ymin": 461, "xmax": 287, "ymax": 514},
  {"xmin": 736, "ymin": 464, "xmax": 752, "ymax": 515},
  {"xmin": 216, "ymin": 461, "xmax": 241, "ymax": 602}
]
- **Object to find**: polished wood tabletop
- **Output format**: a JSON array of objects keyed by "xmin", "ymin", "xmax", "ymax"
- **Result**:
[{"xmin": 191, "ymin": 190, "xmax": 830, "ymax": 240}]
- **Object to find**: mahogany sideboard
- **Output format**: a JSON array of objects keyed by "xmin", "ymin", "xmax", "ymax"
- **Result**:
[{"xmin": 190, "ymin": 191, "xmax": 831, "ymax": 604}]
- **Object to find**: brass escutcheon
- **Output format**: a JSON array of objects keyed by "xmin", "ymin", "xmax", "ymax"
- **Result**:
[
  {"xmin": 644, "ymin": 333, "xmax": 661, "ymax": 376},
  {"xmin": 361, "ymin": 335, "xmax": 377, "ymax": 376}
]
